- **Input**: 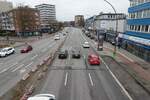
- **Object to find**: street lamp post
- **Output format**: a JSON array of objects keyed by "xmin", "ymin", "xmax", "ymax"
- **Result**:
[{"xmin": 104, "ymin": 0, "xmax": 118, "ymax": 57}]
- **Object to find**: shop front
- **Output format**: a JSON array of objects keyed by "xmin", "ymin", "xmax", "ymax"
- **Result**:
[{"xmin": 119, "ymin": 34, "xmax": 150, "ymax": 62}]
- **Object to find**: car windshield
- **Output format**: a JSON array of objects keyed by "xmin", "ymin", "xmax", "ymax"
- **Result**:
[
  {"xmin": 1, "ymin": 49, "xmax": 7, "ymax": 52},
  {"xmin": 0, "ymin": 0, "xmax": 149, "ymax": 100}
]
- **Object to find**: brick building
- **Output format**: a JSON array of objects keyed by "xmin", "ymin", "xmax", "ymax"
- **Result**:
[{"xmin": 10, "ymin": 6, "xmax": 40, "ymax": 36}]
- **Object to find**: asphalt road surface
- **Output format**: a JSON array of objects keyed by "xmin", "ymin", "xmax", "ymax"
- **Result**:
[
  {"xmin": 36, "ymin": 27, "xmax": 132, "ymax": 100},
  {"xmin": 0, "ymin": 29, "xmax": 68, "ymax": 96}
]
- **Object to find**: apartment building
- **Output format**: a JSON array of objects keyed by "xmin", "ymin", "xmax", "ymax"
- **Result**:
[
  {"xmin": 35, "ymin": 4, "xmax": 56, "ymax": 31},
  {"xmin": 119, "ymin": 0, "xmax": 150, "ymax": 61},
  {"xmin": 12, "ymin": 6, "xmax": 40, "ymax": 36}
]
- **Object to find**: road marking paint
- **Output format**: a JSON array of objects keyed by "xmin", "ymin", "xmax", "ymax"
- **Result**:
[
  {"xmin": 9, "ymin": 62, "xmax": 18, "ymax": 68},
  {"xmin": 31, "ymin": 54, "xmax": 38, "ymax": 60},
  {"xmin": 12, "ymin": 64, "xmax": 24, "ymax": 72},
  {"xmin": 0, "ymin": 68, "xmax": 8, "ymax": 74},
  {"xmin": 88, "ymin": 73, "xmax": 94, "ymax": 86},
  {"xmin": 64, "ymin": 72, "xmax": 68, "ymax": 86},
  {"xmin": 25, "ymin": 62, "xmax": 33, "ymax": 68},
  {"xmin": 20, "ymin": 69, "xmax": 26, "ymax": 74},
  {"xmin": 99, "ymin": 56, "xmax": 133, "ymax": 100}
]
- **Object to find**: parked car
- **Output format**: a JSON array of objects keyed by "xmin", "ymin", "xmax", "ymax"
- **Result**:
[
  {"xmin": 71, "ymin": 47, "xmax": 81, "ymax": 58},
  {"xmin": 90, "ymin": 35, "xmax": 94, "ymax": 39},
  {"xmin": 63, "ymin": 33, "xmax": 66, "ymax": 36},
  {"xmin": 88, "ymin": 54, "xmax": 101, "ymax": 65},
  {"xmin": 0, "ymin": 47, "xmax": 15, "ymax": 57},
  {"xmin": 111, "ymin": 40, "xmax": 115, "ymax": 45},
  {"xmin": 87, "ymin": 33, "xmax": 91, "ymax": 37},
  {"xmin": 85, "ymin": 30, "xmax": 89, "ymax": 34},
  {"xmin": 58, "ymin": 49, "xmax": 68, "ymax": 59},
  {"xmin": 54, "ymin": 35, "xmax": 60, "ymax": 40},
  {"xmin": 20, "ymin": 45, "xmax": 33, "ymax": 53},
  {"xmin": 27, "ymin": 94, "xmax": 56, "ymax": 100},
  {"xmin": 82, "ymin": 42, "xmax": 90, "ymax": 48}
]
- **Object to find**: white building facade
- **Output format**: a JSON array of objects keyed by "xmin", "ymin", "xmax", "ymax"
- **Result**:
[
  {"xmin": 0, "ymin": 0, "xmax": 13, "ymax": 31},
  {"xmin": 35, "ymin": 4, "xmax": 56, "ymax": 29},
  {"xmin": 94, "ymin": 13, "xmax": 127, "ymax": 33},
  {"xmin": 0, "ymin": 12, "xmax": 15, "ymax": 31}
]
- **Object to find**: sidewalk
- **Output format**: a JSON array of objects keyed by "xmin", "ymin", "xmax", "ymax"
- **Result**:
[
  {"xmin": 100, "ymin": 42, "xmax": 150, "ymax": 93},
  {"xmin": 103, "ymin": 42, "xmax": 150, "ymax": 71}
]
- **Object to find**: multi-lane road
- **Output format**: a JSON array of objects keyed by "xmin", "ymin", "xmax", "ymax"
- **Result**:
[
  {"xmin": 34, "ymin": 28, "xmax": 133, "ymax": 100},
  {"xmin": 0, "ymin": 29, "xmax": 67, "ymax": 96}
]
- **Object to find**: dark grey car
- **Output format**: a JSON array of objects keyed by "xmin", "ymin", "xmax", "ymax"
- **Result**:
[
  {"xmin": 71, "ymin": 48, "xmax": 81, "ymax": 59},
  {"xmin": 58, "ymin": 50, "xmax": 68, "ymax": 59}
]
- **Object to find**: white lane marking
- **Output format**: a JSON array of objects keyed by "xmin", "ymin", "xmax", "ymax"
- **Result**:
[
  {"xmin": 25, "ymin": 62, "xmax": 34, "ymax": 68},
  {"xmin": 20, "ymin": 69, "xmax": 26, "ymax": 74},
  {"xmin": 31, "ymin": 54, "xmax": 38, "ymax": 60},
  {"xmin": 99, "ymin": 56, "xmax": 133, "ymax": 100},
  {"xmin": 9, "ymin": 62, "xmax": 18, "ymax": 68},
  {"xmin": 88, "ymin": 73, "xmax": 94, "ymax": 86},
  {"xmin": 64, "ymin": 72, "xmax": 68, "ymax": 86},
  {"xmin": 12, "ymin": 64, "xmax": 24, "ymax": 72},
  {"xmin": 0, "ymin": 68, "xmax": 9, "ymax": 74}
]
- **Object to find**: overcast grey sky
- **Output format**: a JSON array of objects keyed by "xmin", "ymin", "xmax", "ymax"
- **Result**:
[{"xmin": 9, "ymin": 0, "xmax": 130, "ymax": 21}]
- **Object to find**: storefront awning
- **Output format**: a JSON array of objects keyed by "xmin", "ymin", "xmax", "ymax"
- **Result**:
[{"xmin": 118, "ymin": 34, "xmax": 150, "ymax": 46}]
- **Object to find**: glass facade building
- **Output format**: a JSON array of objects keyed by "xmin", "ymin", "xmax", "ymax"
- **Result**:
[{"xmin": 119, "ymin": 0, "xmax": 150, "ymax": 62}]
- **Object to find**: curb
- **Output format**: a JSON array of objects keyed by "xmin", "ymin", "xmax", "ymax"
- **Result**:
[{"xmin": 102, "ymin": 55, "xmax": 150, "ymax": 95}]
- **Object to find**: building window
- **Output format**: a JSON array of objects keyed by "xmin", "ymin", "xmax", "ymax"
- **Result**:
[
  {"xmin": 131, "ymin": 25, "xmax": 134, "ymax": 30},
  {"xmin": 145, "ymin": 0, "xmax": 150, "ymax": 3},
  {"xmin": 145, "ymin": 25, "xmax": 149, "ymax": 32},
  {"xmin": 136, "ymin": 11, "xmax": 142, "ymax": 18},
  {"xmin": 148, "ymin": 26, "xmax": 150, "ymax": 32},
  {"xmin": 141, "ymin": 25, "xmax": 145, "ymax": 32},
  {"xmin": 138, "ymin": 25, "xmax": 141, "ymax": 31},
  {"xmin": 135, "ymin": 25, "xmax": 138, "ymax": 31}
]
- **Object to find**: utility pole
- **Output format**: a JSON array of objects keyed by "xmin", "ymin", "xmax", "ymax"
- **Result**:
[{"xmin": 104, "ymin": 0, "xmax": 118, "ymax": 57}]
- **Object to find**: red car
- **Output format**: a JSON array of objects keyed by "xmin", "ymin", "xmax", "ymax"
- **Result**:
[
  {"xmin": 21, "ymin": 45, "xmax": 33, "ymax": 53},
  {"xmin": 88, "ymin": 54, "xmax": 101, "ymax": 65}
]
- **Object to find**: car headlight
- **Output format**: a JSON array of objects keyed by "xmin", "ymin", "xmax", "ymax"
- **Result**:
[{"xmin": 0, "ymin": 53, "xmax": 4, "ymax": 56}]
